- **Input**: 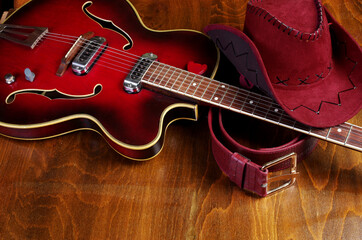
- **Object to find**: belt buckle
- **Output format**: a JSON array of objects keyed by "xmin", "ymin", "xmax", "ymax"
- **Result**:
[{"xmin": 260, "ymin": 152, "xmax": 299, "ymax": 195}]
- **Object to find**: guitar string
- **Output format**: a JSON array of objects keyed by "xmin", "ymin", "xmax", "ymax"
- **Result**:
[
  {"xmin": 41, "ymin": 34, "xmax": 347, "ymax": 122},
  {"xmin": 144, "ymin": 63, "xmax": 362, "ymax": 139},
  {"xmin": 43, "ymin": 34, "xmax": 303, "ymax": 116},
  {"xmin": 39, "ymin": 33, "xmax": 362, "ymax": 141},
  {"xmin": 47, "ymin": 35, "xmax": 306, "ymax": 129},
  {"xmin": 43, "ymin": 33, "xmax": 287, "ymax": 109},
  {"xmin": 109, "ymin": 59, "xmax": 362, "ymax": 140},
  {"xmin": 41, "ymin": 36, "xmax": 362, "ymax": 143},
  {"xmin": 45, "ymin": 32, "xmax": 147, "ymax": 62},
  {"xmin": 44, "ymin": 34, "xmax": 139, "ymax": 65},
  {"xmin": 42, "ymin": 33, "xmax": 361, "ymax": 129},
  {"xmin": 42, "ymin": 34, "xmax": 362, "ymax": 127},
  {"xmin": 41, "ymin": 34, "xmax": 362, "ymax": 139}
]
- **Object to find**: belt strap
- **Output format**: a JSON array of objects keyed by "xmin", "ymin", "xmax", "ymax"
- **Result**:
[{"xmin": 208, "ymin": 108, "xmax": 318, "ymax": 197}]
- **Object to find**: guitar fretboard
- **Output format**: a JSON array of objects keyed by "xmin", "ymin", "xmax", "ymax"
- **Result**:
[{"xmin": 141, "ymin": 61, "xmax": 362, "ymax": 152}]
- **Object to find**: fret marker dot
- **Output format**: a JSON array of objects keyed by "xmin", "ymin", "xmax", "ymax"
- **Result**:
[
  {"xmin": 192, "ymin": 83, "xmax": 197, "ymax": 86},
  {"xmin": 214, "ymin": 97, "xmax": 219, "ymax": 101},
  {"xmin": 274, "ymin": 108, "xmax": 279, "ymax": 112},
  {"xmin": 337, "ymin": 128, "xmax": 342, "ymax": 133},
  {"xmin": 221, "ymin": 85, "xmax": 225, "ymax": 88},
  {"xmin": 249, "ymin": 100, "xmax": 253, "ymax": 104}
]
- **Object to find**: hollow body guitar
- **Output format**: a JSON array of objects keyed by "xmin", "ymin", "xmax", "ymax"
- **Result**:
[
  {"xmin": 1, "ymin": 0, "xmax": 361, "ymax": 158},
  {"xmin": 0, "ymin": 0, "xmax": 219, "ymax": 160}
]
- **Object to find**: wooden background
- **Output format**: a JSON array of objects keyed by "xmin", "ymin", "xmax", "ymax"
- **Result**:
[{"xmin": 1, "ymin": 0, "xmax": 361, "ymax": 239}]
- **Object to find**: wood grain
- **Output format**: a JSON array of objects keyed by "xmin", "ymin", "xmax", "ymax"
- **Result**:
[{"xmin": 1, "ymin": 0, "xmax": 361, "ymax": 239}]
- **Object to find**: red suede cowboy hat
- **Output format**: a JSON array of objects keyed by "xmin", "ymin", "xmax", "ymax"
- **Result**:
[{"xmin": 205, "ymin": 0, "xmax": 361, "ymax": 128}]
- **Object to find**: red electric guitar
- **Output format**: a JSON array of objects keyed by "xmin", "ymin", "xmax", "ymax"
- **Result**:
[{"xmin": 0, "ymin": 0, "xmax": 361, "ymax": 160}]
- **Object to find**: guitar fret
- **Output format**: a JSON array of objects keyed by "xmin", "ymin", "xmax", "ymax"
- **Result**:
[
  {"xmin": 157, "ymin": 65, "xmax": 172, "ymax": 86},
  {"xmin": 190, "ymin": 76, "xmax": 203, "ymax": 96},
  {"xmin": 325, "ymin": 128, "xmax": 332, "ymax": 139},
  {"xmin": 184, "ymin": 75, "xmax": 198, "ymax": 96},
  {"xmin": 326, "ymin": 125, "xmax": 350, "ymax": 144},
  {"xmin": 242, "ymin": 93, "xmax": 263, "ymax": 115},
  {"xmin": 345, "ymin": 125, "xmax": 362, "ymax": 149},
  {"xmin": 200, "ymin": 78, "xmax": 213, "ymax": 101},
  {"xmin": 209, "ymin": 83, "xmax": 220, "ymax": 101},
  {"xmin": 177, "ymin": 73, "xmax": 195, "ymax": 95},
  {"xmin": 234, "ymin": 89, "xmax": 249, "ymax": 113},
  {"xmin": 228, "ymin": 87, "xmax": 239, "ymax": 109},
  {"xmin": 253, "ymin": 96, "xmax": 273, "ymax": 118},
  {"xmin": 251, "ymin": 96, "xmax": 261, "ymax": 115},
  {"xmin": 171, "ymin": 70, "xmax": 186, "ymax": 91},
  {"xmin": 209, "ymin": 83, "xmax": 227, "ymax": 105},
  {"xmin": 265, "ymin": 104, "xmax": 284, "ymax": 122},
  {"xmin": 219, "ymin": 85, "xmax": 234, "ymax": 108},
  {"xmin": 167, "ymin": 68, "xmax": 183, "ymax": 91},
  {"xmin": 205, "ymin": 82, "xmax": 220, "ymax": 103},
  {"xmin": 216, "ymin": 84, "xmax": 229, "ymax": 106},
  {"xmin": 148, "ymin": 63, "xmax": 164, "ymax": 84},
  {"xmin": 344, "ymin": 125, "xmax": 353, "ymax": 144},
  {"xmin": 143, "ymin": 62, "xmax": 160, "ymax": 83},
  {"xmin": 192, "ymin": 76, "xmax": 207, "ymax": 100},
  {"xmin": 140, "ymin": 59, "xmax": 361, "ymax": 152},
  {"xmin": 161, "ymin": 67, "xmax": 177, "ymax": 89},
  {"xmin": 309, "ymin": 127, "xmax": 329, "ymax": 138},
  {"xmin": 256, "ymin": 101, "xmax": 272, "ymax": 118},
  {"xmin": 142, "ymin": 61, "xmax": 156, "ymax": 80},
  {"xmin": 277, "ymin": 108, "xmax": 284, "ymax": 124}
]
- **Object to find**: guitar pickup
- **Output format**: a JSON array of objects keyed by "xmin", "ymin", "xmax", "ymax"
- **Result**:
[
  {"xmin": 124, "ymin": 53, "xmax": 158, "ymax": 93},
  {"xmin": 72, "ymin": 36, "xmax": 107, "ymax": 75}
]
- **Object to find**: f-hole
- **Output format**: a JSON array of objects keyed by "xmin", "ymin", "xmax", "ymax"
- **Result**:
[{"xmin": 82, "ymin": 1, "xmax": 133, "ymax": 50}]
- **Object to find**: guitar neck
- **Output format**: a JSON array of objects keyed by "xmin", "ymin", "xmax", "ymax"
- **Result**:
[{"xmin": 141, "ymin": 61, "xmax": 362, "ymax": 152}]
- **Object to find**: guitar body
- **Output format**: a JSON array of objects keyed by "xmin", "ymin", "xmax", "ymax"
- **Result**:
[{"xmin": 0, "ymin": 0, "xmax": 218, "ymax": 159}]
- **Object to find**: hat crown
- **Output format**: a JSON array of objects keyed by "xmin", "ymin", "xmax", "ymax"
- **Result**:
[{"xmin": 244, "ymin": 0, "xmax": 331, "ymax": 86}]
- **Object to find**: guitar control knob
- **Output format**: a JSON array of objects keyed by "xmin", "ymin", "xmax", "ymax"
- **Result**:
[
  {"xmin": 24, "ymin": 68, "xmax": 35, "ymax": 82},
  {"xmin": 4, "ymin": 73, "xmax": 15, "ymax": 84}
]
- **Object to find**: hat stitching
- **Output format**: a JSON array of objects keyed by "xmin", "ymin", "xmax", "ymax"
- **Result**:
[
  {"xmin": 287, "ymin": 28, "xmax": 294, "ymax": 35},
  {"xmin": 327, "ymin": 64, "xmax": 333, "ymax": 71},
  {"xmin": 275, "ymin": 77, "xmax": 289, "ymax": 85},
  {"xmin": 287, "ymin": 53, "xmax": 357, "ymax": 114},
  {"xmin": 298, "ymin": 76, "xmax": 310, "ymax": 85},
  {"xmin": 272, "ymin": 37, "xmax": 356, "ymax": 114},
  {"xmin": 210, "ymin": 29, "xmax": 358, "ymax": 116},
  {"xmin": 315, "ymin": 72, "xmax": 324, "ymax": 81},
  {"xmin": 274, "ymin": 63, "xmax": 332, "ymax": 86},
  {"xmin": 290, "ymin": 98, "xmax": 340, "ymax": 114},
  {"xmin": 267, "ymin": 16, "xmax": 275, "ymax": 23},
  {"xmin": 283, "ymin": 26, "xmax": 289, "ymax": 33},
  {"xmin": 247, "ymin": 0, "xmax": 324, "ymax": 41}
]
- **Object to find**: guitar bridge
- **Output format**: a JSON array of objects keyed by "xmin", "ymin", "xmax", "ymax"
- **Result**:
[{"xmin": 124, "ymin": 53, "xmax": 157, "ymax": 93}]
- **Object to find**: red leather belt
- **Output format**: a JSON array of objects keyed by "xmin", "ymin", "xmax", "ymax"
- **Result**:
[{"xmin": 208, "ymin": 108, "xmax": 318, "ymax": 197}]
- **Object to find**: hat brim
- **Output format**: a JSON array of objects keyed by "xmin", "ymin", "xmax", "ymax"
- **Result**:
[{"xmin": 205, "ymin": 7, "xmax": 361, "ymax": 128}]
